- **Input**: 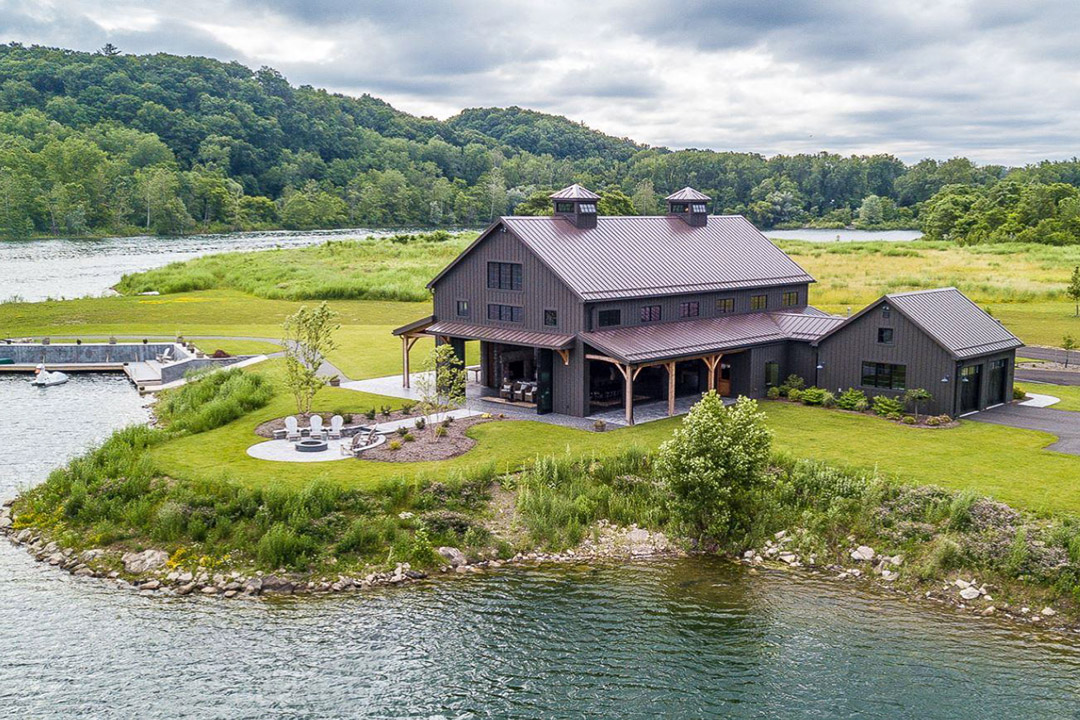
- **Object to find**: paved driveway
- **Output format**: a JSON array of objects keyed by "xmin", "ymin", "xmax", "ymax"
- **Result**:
[{"xmin": 970, "ymin": 404, "xmax": 1080, "ymax": 456}]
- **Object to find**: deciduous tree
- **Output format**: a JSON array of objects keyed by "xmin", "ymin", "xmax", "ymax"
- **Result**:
[{"xmin": 282, "ymin": 302, "xmax": 339, "ymax": 415}]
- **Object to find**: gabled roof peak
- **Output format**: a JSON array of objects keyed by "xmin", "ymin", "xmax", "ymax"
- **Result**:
[
  {"xmin": 665, "ymin": 187, "xmax": 711, "ymax": 202},
  {"xmin": 550, "ymin": 183, "xmax": 600, "ymax": 200}
]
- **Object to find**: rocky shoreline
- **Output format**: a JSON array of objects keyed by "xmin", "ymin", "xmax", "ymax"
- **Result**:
[
  {"xmin": 1, "ymin": 499, "xmax": 680, "ymax": 598},
  {"xmin": 742, "ymin": 529, "xmax": 1072, "ymax": 632},
  {"xmin": 3, "ymin": 496, "xmax": 1074, "ymax": 633}
]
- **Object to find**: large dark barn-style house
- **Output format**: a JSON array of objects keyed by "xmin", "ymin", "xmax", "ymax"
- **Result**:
[{"xmin": 394, "ymin": 185, "xmax": 1022, "ymax": 424}]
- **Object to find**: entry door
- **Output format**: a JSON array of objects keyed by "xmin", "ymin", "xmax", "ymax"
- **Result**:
[
  {"xmin": 536, "ymin": 349, "xmax": 554, "ymax": 415},
  {"xmin": 960, "ymin": 364, "xmax": 982, "ymax": 413},
  {"xmin": 987, "ymin": 359, "xmax": 1008, "ymax": 406}
]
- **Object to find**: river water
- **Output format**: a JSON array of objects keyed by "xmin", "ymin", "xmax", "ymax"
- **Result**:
[
  {"xmin": 763, "ymin": 228, "xmax": 923, "ymax": 243},
  {"xmin": 2, "ymin": 375, "xmax": 1080, "ymax": 718},
  {"xmin": 0, "ymin": 228, "xmax": 423, "ymax": 303}
]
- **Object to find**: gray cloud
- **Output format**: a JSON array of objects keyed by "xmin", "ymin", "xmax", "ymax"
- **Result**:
[{"xmin": 1, "ymin": 0, "xmax": 1078, "ymax": 164}]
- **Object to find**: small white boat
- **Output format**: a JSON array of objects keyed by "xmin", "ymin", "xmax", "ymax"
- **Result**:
[{"xmin": 30, "ymin": 364, "xmax": 69, "ymax": 387}]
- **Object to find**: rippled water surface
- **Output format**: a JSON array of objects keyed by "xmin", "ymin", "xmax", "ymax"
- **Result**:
[
  {"xmin": 763, "ymin": 228, "xmax": 923, "ymax": 242},
  {"xmin": 0, "ymin": 228, "xmax": 427, "ymax": 302},
  {"xmin": 3, "ymin": 378, "xmax": 1080, "ymax": 718}
]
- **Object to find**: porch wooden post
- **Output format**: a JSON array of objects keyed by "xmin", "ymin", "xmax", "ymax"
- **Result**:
[
  {"xmin": 625, "ymin": 364, "xmax": 635, "ymax": 426},
  {"xmin": 667, "ymin": 360, "xmax": 676, "ymax": 416},
  {"xmin": 402, "ymin": 336, "xmax": 411, "ymax": 388}
]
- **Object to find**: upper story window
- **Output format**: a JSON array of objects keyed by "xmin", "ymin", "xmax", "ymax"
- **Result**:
[
  {"xmin": 750, "ymin": 294, "xmax": 768, "ymax": 311},
  {"xmin": 679, "ymin": 301, "xmax": 700, "ymax": 318},
  {"xmin": 670, "ymin": 203, "xmax": 688, "ymax": 213},
  {"xmin": 487, "ymin": 304, "xmax": 522, "ymax": 323},
  {"xmin": 555, "ymin": 201, "xmax": 575, "ymax": 213},
  {"xmin": 877, "ymin": 327, "xmax": 894, "ymax": 344},
  {"xmin": 487, "ymin": 262, "xmax": 522, "ymax": 291},
  {"xmin": 640, "ymin": 305, "xmax": 662, "ymax": 323},
  {"xmin": 544, "ymin": 309, "xmax": 558, "ymax": 327},
  {"xmin": 690, "ymin": 203, "xmax": 707, "ymax": 213},
  {"xmin": 881, "ymin": 303, "xmax": 891, "ymax": 319},
  {"xmin": 716, "ymin": 297, "xmax": 735, "ymax": 314},
  {"xmin": 597, "ymin": 309, "xmax": 621, "ymax": 328},
  {"xmin": 782, "ymin": 291, "xmax": 799, "ymax": 307},
  {"xmin": 577, "ymin": 203, "xmax": 596, "ymax": 214},
  {"xmin": 456, "ymin": 300, "xmax": 469, "ymax": 317}
]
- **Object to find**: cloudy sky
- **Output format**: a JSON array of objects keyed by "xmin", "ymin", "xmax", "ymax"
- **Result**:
[{"xmin": 3, "ymin": 0, "xmax": 1079, "ymax": 164}]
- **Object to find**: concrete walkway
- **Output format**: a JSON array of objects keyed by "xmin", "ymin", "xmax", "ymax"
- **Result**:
[{"xmin": 970, "ymin": 403, "xmax": 1080, "ymax": 456}]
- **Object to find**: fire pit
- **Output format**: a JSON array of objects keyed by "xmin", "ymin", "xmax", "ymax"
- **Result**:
[{"xmin": 296, "ymin": 438, "xmax": 328, "ymax": 453}]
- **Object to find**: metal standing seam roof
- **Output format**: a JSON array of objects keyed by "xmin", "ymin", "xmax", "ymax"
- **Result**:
[
  {"xmin": 580, "ymin": 308, "xmax": 843, "ymax": 364},
  {"xmin": 549, "ymin": 184, "xmax": 600, "ymax": 200},
  {"xmin": 813, "ymin": 287, "xmax": 1023, "ymax": 359},
  {"xmin": 665, "ymin": 187, "xmax": 712, "ymax": 201},
  {"xmin": 886, "ymin": 288, "xmax": 1024, "ymax": 358},
  {"xmin": 425, "ymin": 321, "xmax": 575, "ymax": 350},
  {"xmin": 499, "ymin": 215, "xmax": 815, "ymax": 301}
]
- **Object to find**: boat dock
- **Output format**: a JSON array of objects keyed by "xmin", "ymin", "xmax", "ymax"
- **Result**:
[{"xmin": 0, "ymin": 341, "xmax": 264, "ymax": 392}]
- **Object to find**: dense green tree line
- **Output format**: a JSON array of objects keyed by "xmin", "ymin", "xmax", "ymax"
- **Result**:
[{"xmin": 0, "ymin": 42, "xmax": 1076, "ymax": 240}]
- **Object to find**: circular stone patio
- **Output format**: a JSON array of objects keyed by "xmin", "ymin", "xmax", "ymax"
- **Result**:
[{"xmin": 247, "ymin": 438, "xmax": 361, "ymax": 463}]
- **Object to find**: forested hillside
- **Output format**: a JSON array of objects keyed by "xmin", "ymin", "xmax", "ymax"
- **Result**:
[{"xmin": 0, "ymin": 42, "xmax": 1079, "ymax": 242}]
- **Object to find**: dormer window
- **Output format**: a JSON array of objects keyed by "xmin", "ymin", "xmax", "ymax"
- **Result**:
[
  {"xmin": 555, "ymin": 201, "xmax": 575, "ymax": 213},
  {"xmin": 670, "ymin": 203, "xmax": 688, "ymax": 213},
  {"xmin": 665, "ymin": 188, "xmax": 711, "ymax": 227},
  {"xmin": 691, "ymin": 203, "xmax": 707, "ymax": 213},
  {"xmin": 550, "ymin": 184, "xmax": 601, "ymax": 229},
  {"xmin": 578, "ymin": 203, "xmax": 596, "ymax": 214}
]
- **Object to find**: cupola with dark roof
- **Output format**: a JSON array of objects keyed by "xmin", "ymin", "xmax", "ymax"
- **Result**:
[
  {"xmin": 550, "ymin": 184, "xmax": 600, "ymax": 229},
  {"xmin": 666, "ymin": 187, "xmax": 711, "ymax": 227}
]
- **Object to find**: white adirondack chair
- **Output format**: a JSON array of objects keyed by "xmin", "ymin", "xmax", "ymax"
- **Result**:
[
  {"xmin": 284, "ymin": 416, "xmax": 300, "ymax": 442},
  {"xmin": 328, "ymin": 415, "xmax": 344, "ymax": 439},
  {"xmin": 309, "ymin": 414, "xmax": 324, "ymax": 439}
]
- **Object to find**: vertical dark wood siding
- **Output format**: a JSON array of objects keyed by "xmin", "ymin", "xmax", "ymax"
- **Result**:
[
  {"xmin": 583, "ymin": 283, "xmax": 808, "ymax": 330},
  {"xmin": 815, "ymin": 302, "xmax": 955, "ymax": 415}
]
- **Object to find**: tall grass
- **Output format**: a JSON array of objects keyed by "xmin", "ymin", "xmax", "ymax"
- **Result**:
[
  {"xmin": 115, "ymin": 232, "xmax": 473, "ymax": 302},
  {"xmin": 155, "ymin": 369, "xmax": 273, "ymax": 433}
]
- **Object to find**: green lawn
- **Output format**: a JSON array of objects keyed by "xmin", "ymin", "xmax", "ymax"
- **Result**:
[
  {"xmin": 192, "ymin": 339, "xmax": 282, "ymax": 356},
  {"xmin": 1016, "ymin": 382, "xmax": 1080, "ymax": 411},
  {"xmin": 764, "ymin": 402, "xmax": 1080, "ymax": 514}
]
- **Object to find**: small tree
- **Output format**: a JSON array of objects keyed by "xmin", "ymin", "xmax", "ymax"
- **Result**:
[
  {"xmin": 656, "ymin": 394, "xmax": 772, "ymax": 545},
  {"xmin": 282, "ymin": 302, "xmax": 339, "ymax": 415},
  {"xmin": 1064, "ymin": 334, "xmax": 1077, "ymax": 368},
  {"xmin": 1067, "ymin": 266, "xmax": 1080, "ymax": 317},
  {"xmin": 415, "ymin": 343, "xmax": 466, "ymax": 438},
  {"xmin": 903, "ymin": 388, "xmax": 933, "ymax": 422}
]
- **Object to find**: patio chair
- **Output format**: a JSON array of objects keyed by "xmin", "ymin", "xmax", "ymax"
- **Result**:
[
  {"xmin": 522, "ymin": 383, "xmax": 537, "ymax": 403},
  {"xmin": 156, "ymin": 346, "xmax": 173, "ymax": 363},
  {"xmin": 284, "ymin": 416, "xmax": 301, "ymax": 442},
  {"xmin": 512, "ymin": 382, "xmax": 527, "ymax": 402},
  {"xmin": 309, "ymin": 415, "xmax": 324, "ymax": 439},
  {"xmin": 328, "ymin": 415, "xmax": 344, "ymax": 439},
  {"xmin": 499, "ymin": 379, "xmax": 514, "ymax": 400}
]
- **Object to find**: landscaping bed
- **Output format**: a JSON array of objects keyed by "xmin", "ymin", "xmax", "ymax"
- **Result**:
[{"xmin": 360, "ymin": 416, "xmax": 492, "ymax": 462}]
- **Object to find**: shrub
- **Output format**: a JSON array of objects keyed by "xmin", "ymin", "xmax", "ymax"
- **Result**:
[
  {"xmin": 414, "ymin": 417, "xmax": 426, "ymax": 431},
  {"xmin": 156, "ymin": 369, "xmax": 273, "ymax": 434},
  {"xmin": 853, "ymin": 397, "xmax": 870, "ymax": 412},
  {"xmin": 836, "ymin": 388, "xmax": 867, "ymax": 411},
  {"xmin": 821, "ymin": 391, "xmax": 836, "ymax": 408},
  {"xmin": 341, "ymin": 413, "xmax": 353, "ymax": 424},
  {"xmin": 787, "ymin": 388, "xmax": 802, "ymax": 402},
  {"xmin": 434, "ymin": 425, "xmax": 448, "ymax": 438},
  {"xmin": 388, "ymin": 440, "xmax": 402, "ymax": 451},
  {"xmin": 365, "ymin": 408, "xmax": 377, "ymax": 421},
  {"xmin": 397, "ymin": 426, "xmax": 409, "ymax": 437},
  {"xmin": 1013, "ymin": 386, "xmax": 1027, "ymax": 401},
  {"xmin": 872, "ymin": 395, "xmax": 904, "ymax": 417},
  {"xmin": 765, "ymin": 387, "xmax": 781, "ymax": 400},
  {"xmin": 256, "ymin": 523, "xmax": 315, "ymax": 570},
  {"xmin": 800, "ymin": 387, "xmax": 828, "ymax": 405},
  {"xmin": 656, "ymin": 394, "xmax": 772, "ymax": 544},
  {"xmin": 593, "ymin": 420, "xmax": 607, "ymax": 432},
  {"xmin": 403, "ymin": 432, "xmax": 415, "ymax": 442},
  {"xmin": 380, "ymin": 405, "xmax": 393, "ymax": 417},
  {"xmin": 902, "ymin": 415, "xmax": 916, "ymax": 425},
  {"xmin": 400, "ymin": 400, "xmax": 416, "ymax": 415},
  {"xmin": 782, "ymin": 374, "xmax": 806, "ymax": 392},
  {"xmin": 886, "ymin": 412, "xmax": 902, "ymax": 421},
  {"xmin": 925, "ymin": 416, "xmax": 942, "ymax": 427}
]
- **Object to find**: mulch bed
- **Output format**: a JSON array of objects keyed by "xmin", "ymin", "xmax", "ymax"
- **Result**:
[{"xmin": 359, "ymin": 417, "xmax": 492, "ymax": 463}]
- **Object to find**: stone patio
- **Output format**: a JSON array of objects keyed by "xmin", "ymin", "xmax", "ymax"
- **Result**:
[{"xmin": 342, "ymin": 373, "xmax": 716, "ymax": 429}]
